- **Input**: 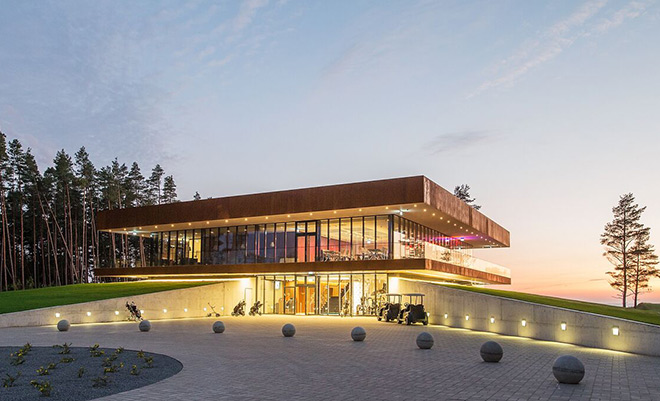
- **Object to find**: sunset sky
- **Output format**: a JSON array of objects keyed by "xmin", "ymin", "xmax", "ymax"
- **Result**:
[{"xmin": 1, "ymin": 1, "xmax": 659, "ymax": 304}]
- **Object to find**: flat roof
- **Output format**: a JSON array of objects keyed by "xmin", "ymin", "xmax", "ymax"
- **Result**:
[{"xmin": 97, "ymin": 175, "xmax": 509, "ymax": 248}]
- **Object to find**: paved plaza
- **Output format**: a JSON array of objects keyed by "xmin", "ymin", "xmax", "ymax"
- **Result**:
[{"xmin": 1, "ymin": 316, "xmax": 659, "ymax": 400}]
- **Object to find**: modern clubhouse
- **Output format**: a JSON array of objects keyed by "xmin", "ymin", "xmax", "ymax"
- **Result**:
[{"xmin": 95, "ymin": 176, "xmax": 510, "ymax": 316}]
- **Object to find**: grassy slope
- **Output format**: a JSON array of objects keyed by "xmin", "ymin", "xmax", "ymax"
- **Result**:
[
  {"xmin": 0, "ymin": 282, "xmax": 212, "ymax": 314},
  {"xmin": 442, "ymin": 284, "xmax": 660, "ymax": 326}
]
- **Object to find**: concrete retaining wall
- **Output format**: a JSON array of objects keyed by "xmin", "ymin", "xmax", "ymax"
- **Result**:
[
  {"xmin": 0, "ymin": 279, "xmax": 248, "ymax": 329},
  {"xmin": 393, "ymin": 278, "xmax": 660, "ymax": 356}
]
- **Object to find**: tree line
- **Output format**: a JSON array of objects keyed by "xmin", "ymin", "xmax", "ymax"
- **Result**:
[{"xmin": 0, "ymin": 131, "xmax": 178, "ymax": 292}]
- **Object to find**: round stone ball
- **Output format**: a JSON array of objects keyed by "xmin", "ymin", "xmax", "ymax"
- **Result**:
[
  {"xmin": 552, "ymin": 355, "xmax": 585, "ymax": 384},
  {"xmin": 416, "ymin": 332, "xmax": 434, "ymax": 349},
  {"xmin": 212, "ymin": 321, "xmax": 225, "ymax": 334},
  {"xmin": 139, "ymin": 320, "xmax": 151, "ymax": 332},
  {"xmin": 282, "ymin": 323, "xmax": 296, "ymax": 337},
  {"xmin": 480, "ymin": 341, "xmax": 503, "ymax": 362},
  {"xmin": 351, "ymin": 326, "xmax": 366, "ymax": 342},
  {"xmin": 57, "ymin": 319, "xmax": 70, "ymax": 332}
]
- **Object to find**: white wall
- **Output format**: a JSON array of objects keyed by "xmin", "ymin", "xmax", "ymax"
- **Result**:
[
  {"xmin": 0, "ymin": 279, "xmax": 252, "ymax": 329},
  {"xmin": 392, "ymin": 277, "xmax": 660, "ymax": 356}
]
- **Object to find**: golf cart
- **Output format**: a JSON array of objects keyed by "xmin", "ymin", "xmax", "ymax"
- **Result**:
[
  {"xmin": 397, "ymin": 293, "xmax": 428, "ymax": 325},
  {"xmin": 377, "ymin": 293, "xmax": 402, "ymax": 322}
]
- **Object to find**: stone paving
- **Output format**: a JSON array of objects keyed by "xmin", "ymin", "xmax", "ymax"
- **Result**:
[{"xmin": 1, "ymin": 315, "xmax": 659, "ymax": 400}]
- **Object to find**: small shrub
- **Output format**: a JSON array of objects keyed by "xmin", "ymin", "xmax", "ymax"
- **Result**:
[
  {"xmin": 115, "ymin": 347, "xmax": 124, "ymax": 354},
  {"xmin": 30, "ymin": 380, "xmax": 52, "ymax": 396},
  {"xmin": 53, "ymin": 343, "xmax": 72, "ymax": 355},
  {"xmin": 2, "ymin": 372, "xmax": 21, "ymax": 388},
  {"xmin": 10, "ymin": 354, "xmax": 25, "ymax": 366},
  {"xmin": 136, "ymin": 350, "xmax": 145, "ymax": 359},
  {"xmin": 91, "ymin": 375, "xmax": 110, "ymax": 388},
  {"xmin": 59, "ymin": 357, "xmax": 75, "ymax": 364},
  {"xmin": 77, "ymin": 367, "xmax": 85, "ymax": 378},
  {"xmin": 46, "ymin": 363, "xmax": 58, "ymax": 370},
  {"xmin": 89, "ymin": 344, "xmax": 104, "ymax": 357},
  {"xmin": 36, "ymin": 366, "xmax": 50, "ymax": 376},
  {"xmin": 103, "ymin": 362, "xmax": 124, "ymax": 374},
  {"xmin": 143, "ymin": 356, "xmax": 154, "ymax": 368},
  {"xmin": 130, "ymin": 365, "xmax": 140, "ymax": 376}
]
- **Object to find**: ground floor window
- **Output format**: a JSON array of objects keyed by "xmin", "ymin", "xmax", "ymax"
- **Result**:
[{"xmin": 258, "ymin": 273, "xmax": 387, "ymax": 316}]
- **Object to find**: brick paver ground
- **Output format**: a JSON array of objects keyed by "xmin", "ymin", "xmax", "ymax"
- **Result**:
[{"xmin": 1, "ymin": 315, "xmax": 658, "ymax": 400}]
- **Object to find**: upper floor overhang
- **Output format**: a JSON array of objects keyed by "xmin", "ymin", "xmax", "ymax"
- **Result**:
[{"xmin": 97, "ymin": 175, "xmax": 510, "ymax": 248}]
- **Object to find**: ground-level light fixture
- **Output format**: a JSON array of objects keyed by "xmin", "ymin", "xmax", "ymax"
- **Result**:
[
  {"xmin": 560, "ymin": 322, "xmax": 567, "ymax": 331},
  {"xmin": 140, "ymin": 310, "xmax": 144, "ymax": 314},
  {"xmin": 55, "ymin": 313, "xmax": 61, "ymax": 318},
  {"xmin": 203, "ymin": 307, "xmax": 207, "ymax": 312},
  {"xmin": 444, "ymin": 313, "xmax": 448, "ymax": 319},
  {"xmin": 184, "ymin": 308, "xmax": 188, "ymax": 312},
  {"xmin": 521, "ymin": 319, "xmax": 527, "ymax": 327},
  {"xmin": 114, "ymin": 311, "xmax": 120, "ymax": 315},
  {"xmin": 490, "ymin": 316, "xmax": 495, "ymax": 324},
  {"xmin": 163, "ymin": 309, "xmax": 167, "ymax": 313},
  {"xmin": 612, "ymin": 326, "xmax": 620, "ymax": 336},
  {"xmin": 86, "ymin": 312, "xmax": 91, "ymax": 317},
  {"xmin": 465, "ymin": 315, "xmax": 470, "ymax": 321}
]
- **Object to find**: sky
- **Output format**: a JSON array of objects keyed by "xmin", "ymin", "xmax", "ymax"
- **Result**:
[{"xmin": 1, "ymin": 0, "xmax": 659, "ymax": 304}]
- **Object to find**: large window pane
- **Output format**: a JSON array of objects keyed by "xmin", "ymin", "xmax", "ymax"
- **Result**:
[
  {"xmin": 340, "ymin": 218, "xmax": 351, "ymax": 260},
  {"xmin": 352, "ymin": 217, "xmax": 363, "ymax": 260},
  {"xmin": 266, "ymin": 224, "xmax": 275, "ymax": 263},
  {"xmin": 275, "ymin": 223, "xmax": 286, "ymax": 263},
  {"xmin": 376, "ymin": 216, "xmax": 390, "ymax": 259},
  {"xmin": 285, "ymin": 223, "xmax": 296, "ymax": 262},
  {"xmin": 246, "ymin": 225, "xmax": 256, "ymax": 263}
]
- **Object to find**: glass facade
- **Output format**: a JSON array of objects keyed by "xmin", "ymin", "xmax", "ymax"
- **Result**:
[
  {"xmin": 131, "ymin": 214, "xmax": 485, "ymax": 268},
  {"xmin": 258, "ymin": 273, "xmax": 388, "ymax": 316}
]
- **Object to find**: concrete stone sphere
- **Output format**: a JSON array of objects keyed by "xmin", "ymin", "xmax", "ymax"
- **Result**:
[
  {"xmin": 212, "ymin": 321, "xmax": 225, "ymax": 333},
  {"xmin": 416, "ymin": 332, "xmax": 434, "ymax": 349},
  {"xmin": 552, "ymin": 355, "xmax": 585, "ymax": 384},
  {"xmin": 139, "ymin": 320, "xmax": 151, "ymax": 332},
  {"xmin": 351, "ymin": 326, "xmax": 366, "ymax": 342},
  {"xmin": 57, "ymin": 320, "xmax": 70, "ymax": 332},
  {"xmin": 282, "ymin": 323, "xmax": 296, "ymax": 337},
  {"xmin": 480, "ymin": 341, "xmax": 503, "ymax": 362}
]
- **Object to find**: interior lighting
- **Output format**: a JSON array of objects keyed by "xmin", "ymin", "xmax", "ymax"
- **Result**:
[
  {"xmin": 287, "ymin": 215, "xmax": 291, "ymax": 218},
  {"xmin": 206, "ymin": 221, "xmax": 210, "ymax": 224},
  {"xmin": 413, "ymin": 204, "xmax": 417, "ymax": 207},
  {"xmin": 612, "ymin": 326, "xmax": 620, "ymax": 336},
  {"xmin": 155, "ymin": 226, "xmax": 158, "ymax": 229},
  {"xmin": 423, "ymin": 209, "xmax": 427, "ymax": 212},
  {"xmin": 334, "ymin": 210, "xmax": 337, "ymax": 213},
  {"xmin": 309, "ymin": 212, "xmax": 313, "ymax": 215},
  {"xmin": 114, "ymin": 311, "xmax": 119, "ymax": 315},
  {"xmin": 490, "ymin": 316, "xmax": 495, "ymax": 324},
  {"xmin": 385, "ymin": 207, "xmax": 389, "ymax": 210},
  {"xmin": 163, "ymin": 309, "xmax": 167, "ymax": 313},
  {"xmin": 521, "ymin": 319, "xmax": 527, "ymax": 327},
  {"xmin": 432, "ymin": 213, "xmax": 435, "ymax": 216},
  {"xmin": 86, "ymin": 312, "xmax": 91, "ymax": 317},
  {"xmin": 560, "ymin": 322, "xmax": 567, "ymax": 331},
  {"xmin": 171, "ymin": 224, "xmax": 174, "ymax": 227},
  {"xmin": 265, "ymin": 217, "xmax": 269, "ymax": 220},
  {"xmin": 55, "ymin": 313, "xmax": 61, "ymax": 318},
  {"xmin": 244, "ymin": 218, "xmax": 248, "ymax": 221},
  {"xmin": 465, "ymin": 315, "xmax": 469, "ymax": 321},
  {"xmin": 138, "ymin": 227, "xmax": 142, "ymax": 230},
  {"xmin": 359, "ymin": 209, "xmax": 362, "ymax": 212}
]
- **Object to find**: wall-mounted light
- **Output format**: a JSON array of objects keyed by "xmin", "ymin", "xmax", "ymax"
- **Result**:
[
  {"xmin": 163, "ymin": 309, "xmax": 167, "ymax": 313},
  {"xmin": 612, "ymin": 326, "xmax": 620, "ymax": 336},
  {"xmin": 490, "ymin": 316, "xmax": 495, "ymax": 324},
  {"xmin": 140, "ymin": 310, "xmax": 144, "ymax": 314},
  {"xmin": 184, "ymin": 308, "xmax": 188, "ymax": 313},
  {"xmin": 521, "ymin": 319, "xmax": 527, "ymax": 327},
  {"xmin": 203, "ymin": 307, "xmax": 207, "ymax": 312},
  {"xmin": 86, "ymin": 312, "xmax": 91, "ymax": 317},
  {"xmin": 114, "ymin": 311, "xmax": 119, "ymax": 316},
  {"xmin": 55, "ymin": 313, "xmax": 61, "ymax": 318},
  {"xmin": 465, "ymin": 315, "xmax": 470, "ymax": 321},
  {"xmin": 560, "ymin": 322, "xmax": 567, "ymax": 331},
  {"xmin": 444, "ymin": 313, "xmax": 448, "ymax": 319}
]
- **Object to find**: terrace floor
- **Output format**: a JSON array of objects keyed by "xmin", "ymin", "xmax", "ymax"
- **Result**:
[{"xmin": 1, "ymin": 315, "xmax": 658, "ymax": 400}]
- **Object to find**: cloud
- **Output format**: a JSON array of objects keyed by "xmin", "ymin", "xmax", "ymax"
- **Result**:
[
  {"xmin": 470, "ymin": 0, "xmax": 648, "ymax": 98},
  {"xmin": 426, "ymin": 130, "xmax": 494, "ymax": 155},
  {"xmin": 233, "ymin": 0, "xmax": 269, "ymax": 32}
]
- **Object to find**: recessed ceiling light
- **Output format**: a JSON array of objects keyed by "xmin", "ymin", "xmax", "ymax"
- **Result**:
[{"xmin": 413, "ymin": 204, "xmax": 417, "ymax": 207}]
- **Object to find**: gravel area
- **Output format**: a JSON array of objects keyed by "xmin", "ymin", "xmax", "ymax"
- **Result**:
[{"xmin": 0, "ymin": 345, "xmax": 181, "ymax": 400}]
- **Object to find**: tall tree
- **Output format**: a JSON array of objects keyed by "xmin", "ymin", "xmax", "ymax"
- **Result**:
[
  {"xmin": 601, "ymin": 193, "xmax": 649, "ymax": 307},
  {"xmin": 162, "ymin": 175, "xmax": 177, "ymax": 203},
  {"xmin": 453, "ymin": 184, "xmax": 481, "ymax": 210},
  {"xmin": 629, "ymin": 230, "xmax": 659, "ymax": 308},
  {"xmin": 146, "ymin": 164, "xmax": 164, "ymax": 205}
]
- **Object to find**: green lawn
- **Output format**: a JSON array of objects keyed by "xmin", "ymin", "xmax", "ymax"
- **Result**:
[
  {"xmin": 442, "ymin": 284, "xmax": 660, "ymax": 326},
  {"xmin": 0, "ymin": 282, "xmax": 212, "ymax": 314}
]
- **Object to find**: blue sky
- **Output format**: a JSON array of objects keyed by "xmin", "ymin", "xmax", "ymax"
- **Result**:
[{"xmin": 1, "ymin": 0, "xmax": 659, "ymax": 303}]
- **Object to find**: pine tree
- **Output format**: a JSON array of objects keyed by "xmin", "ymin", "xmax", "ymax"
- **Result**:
[
  {"xmin": 601, "ymin": 193, "xmax": 649, "ymax": 307},
  {"xmin": 453, "ymin": 184, "xmax": 481, "ymax": 210},
  {"xmin": 162, "ymin": 176, "xmax": 177, "ymax": 203},
  {"xmin": 146, "ymin": 164, "xmax": 164, "ymax": 205},
  {"xmin": 629, "ymin": 230, "xmax": 659, "ymax": 308}
]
